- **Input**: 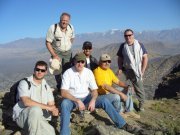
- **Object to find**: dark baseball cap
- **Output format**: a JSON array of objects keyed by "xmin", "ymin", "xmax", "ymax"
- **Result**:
[{"xmin": 82, "ymin": 41, "xmax": 92, "ymax": 49}]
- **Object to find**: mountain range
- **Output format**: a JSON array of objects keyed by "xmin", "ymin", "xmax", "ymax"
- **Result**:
[{"xmin": 0, "ymin": 28, "xmax": 180, "ymax": 99}]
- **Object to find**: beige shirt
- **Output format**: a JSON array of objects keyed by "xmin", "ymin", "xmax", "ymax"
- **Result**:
[
  {"xmin": 13, "ymin": 76, "xmax": 54, "ymax": 121},
  {"xmin": 46, "ymin": 24, "xmax": 75, "ymax": 52}
]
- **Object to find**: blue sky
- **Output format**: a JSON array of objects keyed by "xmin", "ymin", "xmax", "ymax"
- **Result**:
[{"xmin": 0, "ymin": 0, "xmax": 180, "ymax": 44}]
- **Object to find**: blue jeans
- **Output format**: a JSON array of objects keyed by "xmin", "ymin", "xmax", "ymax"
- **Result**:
[
  {"xmin": 99, "ymin": 93, "xmax": 121, "ymax": 112},
  {"xmin": 59, "ymin": 95, "xmax": 126, "ymax": 135},
  {"xmin": 117, "ymin": 87, "xmax": 134, "ymax": 112}
]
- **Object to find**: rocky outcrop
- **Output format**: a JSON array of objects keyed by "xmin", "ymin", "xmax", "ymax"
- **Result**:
[
  {"xmin": 154, "ymin": 62, "xmax": 180, "ymax": 99},
  {"xmin": 0, "ymin": 55, "xmax": 180, "ymax": 135},
  {"xmin": 143, "ymin": 54, "xmax": 180, "ymax": 99},
  {"xmin": 0, "ymin": 89, "xmax": 180, "ymax": 135}
]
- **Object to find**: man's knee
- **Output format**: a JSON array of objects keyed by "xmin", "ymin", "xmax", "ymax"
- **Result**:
[
  {"xmin": 98, "ymin": 97, "xmax": 111, "ymax": 108},
  {"xmin": 28, "ymin": 106, "xmax": 43, "ymax": 118},
  {"xmin": 113, "ymin": 94, "xmax": 121, "ymax": 101},
  {"xmin": 60, "ymin": 99, "xmax": 72, "ymax": 110}
]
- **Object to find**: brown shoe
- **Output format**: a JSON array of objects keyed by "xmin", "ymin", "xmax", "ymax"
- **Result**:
[
  {"xmin": 125, "ymin": 111, "xmax": 140, "ymax": 119},
  {"xmin": 120, "ymin": 112, "xmax": 129, "ymax": 118},
  {"xmin": 121, "ymin": 123, "xmax": 142, "ymax": 134}
]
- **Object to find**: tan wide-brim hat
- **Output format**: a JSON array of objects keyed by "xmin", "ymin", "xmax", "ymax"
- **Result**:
[{"xmin": 49, "ymin": 59, "xmax": 61, "ymax": 75}]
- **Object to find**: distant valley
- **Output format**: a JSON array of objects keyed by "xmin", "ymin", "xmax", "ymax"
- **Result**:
[{"xmin": 0, "ymin": 28, "xmax": 180, "ymax": 99}]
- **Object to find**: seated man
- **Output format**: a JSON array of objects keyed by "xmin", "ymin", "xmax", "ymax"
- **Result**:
[
  {"xmin": 59, "ymin": 52, "xmax": 141, "ymax": 135},
  {"xmin": 93, "ymin": 54, "xmax": 140, "ymax": 118},
  {"xmin": 13, "ymin": 61, "xmax": 59, "ymax": 135}
]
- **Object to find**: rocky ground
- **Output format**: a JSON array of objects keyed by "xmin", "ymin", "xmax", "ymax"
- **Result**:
[
  {"xmin": 0, "ymin": 55, "xmax": 179, "ymax": 135},
  {"xmin": 0, "ymin": 90, "xmax": 180, "ymax": 135}
]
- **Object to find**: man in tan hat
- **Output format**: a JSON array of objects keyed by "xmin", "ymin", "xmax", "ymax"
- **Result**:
[
  {"xmin": 93, "ymin": 53, "xmax": 140, "ymax": 119},
  {"xmin": 59, "ymin": 52, "xmax": 142, "ymax": 135}
]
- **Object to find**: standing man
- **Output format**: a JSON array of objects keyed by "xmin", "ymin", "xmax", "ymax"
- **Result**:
[
  {"xmin": 59, "ymin": 52, "xmax": 141, "ymax": 135},
  {"xmin": 117, "ymin": 29, "xmax": 148, "ymax": 111},
  {"xmin": 13, "ymin": 61, "xmax": 59, "ymax": 135},
  {"xmin": 46, "ymin": 12, "xmax": 75, "ymax": 90},
  {"xmin": 82, "ymin": 41, "xmax": 98, "ymax": 71}
]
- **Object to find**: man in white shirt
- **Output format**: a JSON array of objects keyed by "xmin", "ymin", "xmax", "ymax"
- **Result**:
[
  {"xmin": 13, "ymin": 61, "xmax": 59, "ymax": 135},
  {"xmin": 46, "ymin": 12, "xmax": 75, "ymax": 90},
  {"xmin": 59, "ymin": 53, "xmax": 142, "ymax": 135}
]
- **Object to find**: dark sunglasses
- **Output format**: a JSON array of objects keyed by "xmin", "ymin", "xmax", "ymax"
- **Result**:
[
  {"xmin": 77, "ymin": 60, "xmax": 85, "ymax": 64},
  {"xmin": 84, "ymin": 47, "xmax": 92, "ymax": 50},
  {"xmin": 124, "ymin": 34, "xmax": 133, "ymax": 37},
  {"xmin": 35, "ymin": 68, "xmax": 46, "ymax": 72},
  {"xmin": 102, "ymin": 60, "xmax": 111, "ymax": 63}
]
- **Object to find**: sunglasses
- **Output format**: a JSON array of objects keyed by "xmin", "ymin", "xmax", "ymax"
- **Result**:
[
  {"xmin": 124, "ymin": 34, "xmax": 133, "ymax": 37},
  {"xmin": 77, "ymin": 60, "xmax": 85, "ymax": 64},
  {"xmin": 102, "ymin": 60, "xmax": 111, "ymax": 63},
  {"xmin": 35, "ymin": 68, "xmax": 46, "ymax": 72}
]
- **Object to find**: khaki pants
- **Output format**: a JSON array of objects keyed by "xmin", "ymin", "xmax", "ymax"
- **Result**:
[
  {"xmin": 125, "ymin": 69, "xmax": 145, "ymax": 105},
  {"xmin": 16, "ymin": 106, "xmax": 55, "ymax": 135},
  {"xmin": 55, "ymin": 50, "xmax": 72, "ymax": 89}
]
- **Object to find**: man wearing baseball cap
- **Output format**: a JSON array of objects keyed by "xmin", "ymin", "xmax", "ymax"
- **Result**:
[
  {"xmin": 93, "ymin": 53, "xmax": 140, "ymax": 119},
  {"xmin": 82, "ymin": 41, "xmax": 98, "ymax": 71},
  {"xmin": 59, "ymin": 52, "xmax": 142, "ymax": 135}
]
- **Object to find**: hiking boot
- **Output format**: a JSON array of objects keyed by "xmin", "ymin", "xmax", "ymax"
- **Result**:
[
  {"xmin": 125, "ymin": 111, "xmax": 140, "ymax": 119},
  {"xmin": 139, "ymin": 107, "xmax": 145, "ymax": 112},
  {"xmin": 139, "ymin": 103, "xmax": 145, "ymax": 112},
  {"xmin": 122, "ymin": 123, "xmax": 142, "ymax": 134},
  {"xmin": 79, "ymin": 110, "xmax": 85, "ymax": 121}
]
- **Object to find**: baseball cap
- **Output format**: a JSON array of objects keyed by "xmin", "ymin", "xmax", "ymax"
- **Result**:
[
  {"xmin": 82, "ymin": 41, "xmax": 92, "ymax": 49},
  {"xmin": 74, "ymin": 52, "xmax": 86, "ymax": 62},
  {"xmin": 100, "ymin": 54, "xmax": 111, "ymax": 61}
]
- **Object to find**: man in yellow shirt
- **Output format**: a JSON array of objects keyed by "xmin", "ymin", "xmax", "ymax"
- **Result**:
[{"xmin": 93, "ymin": 54, "xmax": 140, "ymax": 118}]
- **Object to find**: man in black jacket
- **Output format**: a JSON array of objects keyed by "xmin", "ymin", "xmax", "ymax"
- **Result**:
[{"xmin": 82, "ymin": 41, "xmax": 98, "ymax": 71}]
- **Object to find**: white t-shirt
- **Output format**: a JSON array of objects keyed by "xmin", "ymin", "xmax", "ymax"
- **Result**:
[
  {"xmin": 86, "ymin": 57, "xmax": 90, "ymax": 69},
  {"xmin": 61, "ymin": 66, "xmax": 98, "ymax": 98}
]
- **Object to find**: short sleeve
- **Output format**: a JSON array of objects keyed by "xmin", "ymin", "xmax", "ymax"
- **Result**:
[
  {"xmin": 117, "ymin": 43, "xmax": 124, "ymax": 57},
  {"xmin": 61, "ymin": 70, "xmax": 70, "ymax": 90},
  {"xmin": 140, "ymin": 43, "xmax": 148, "ymax": 55},
  {"xmin": 46, "ymin": 25, "xmax": 55, "ymax": 43},
  {"xmin": 18, "ymin": 80, "xmax": 30, "ymax": 98},
  {"xmin": 110, "ymin": 70, "xmax": 119, "ymax": 84},
  {"xmin": 88, "ymin": 70, "xmax": 98, "ymax": 90},
  {"xmin": 70, "ymin": 24, "xmax": 75, "ymax": 38},
  {"xmin": 46, "ymin": 84, "xmax": 54, "ymax": 102}
]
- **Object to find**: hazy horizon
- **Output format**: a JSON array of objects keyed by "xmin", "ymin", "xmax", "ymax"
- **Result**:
[{"xmin": 0, "ymin": 0, "xmax": 180, "ymax": 44}]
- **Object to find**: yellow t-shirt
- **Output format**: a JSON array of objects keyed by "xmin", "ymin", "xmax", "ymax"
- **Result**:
[{"xmin": 93, "ymin": 67, "xmax": 119, "ymax": 95}]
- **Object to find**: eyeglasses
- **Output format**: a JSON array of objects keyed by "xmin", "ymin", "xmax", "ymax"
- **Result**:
[
  {"xmin": 124, "ymin": 34, "xmax": 133, "ymax": 37},
  {"xmin": 102, "ymin": 60, "xmax": 111, "ymax": 63},
  {"xmin": 77, "ymin": 60, "xmax": 85, "ymax": 64},
  {"xmin": 35, "ymin": 68, "xmax": 46, "ymax": 72}
]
